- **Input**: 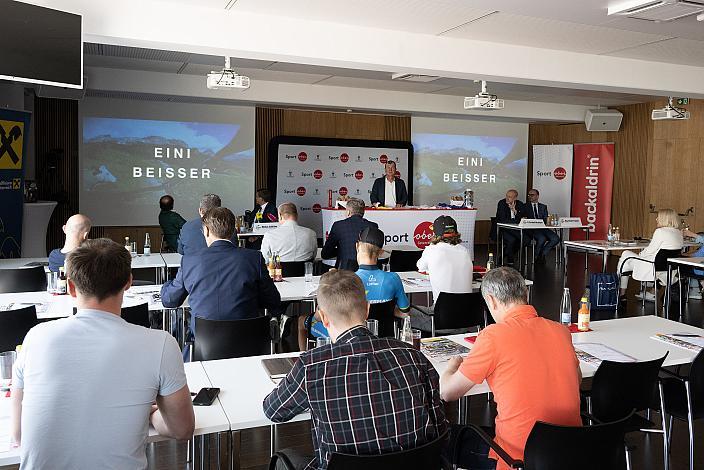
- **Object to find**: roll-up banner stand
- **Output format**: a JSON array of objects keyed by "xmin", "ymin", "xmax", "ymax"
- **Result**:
[{"xmin": 570, "ymin": 143, "xmax": 615, "ymax": 240}]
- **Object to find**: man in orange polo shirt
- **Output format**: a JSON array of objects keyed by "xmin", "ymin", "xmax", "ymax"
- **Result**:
[{"xmin": 440, "ymin": 267, "xmax": 582, "ymax": 470}]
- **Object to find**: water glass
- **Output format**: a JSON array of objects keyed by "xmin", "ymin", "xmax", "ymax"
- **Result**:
[
  {"xmin": 46, "ymin": 271, "xmax": 58, "ymax": 294},
  {"xmin": 304, "ymin": 262, "xmax": 314, "ymax": 282},
  {"xmin": 130, "ymin": 241, "xmax": 137, "ymax": 255},
  {"xmin": 316, "ymin": 337, "xmax": 331, "ymax": 348},
  {"xmin": 0, "ymin": 350, "xmax": 17, "ymax": 390},
  {"xmin": 383, "ymin": 262, "xmax": 391, "ymax": 272},
  {"xmin": 366, "ymin": 319, "xmax": 379, "ymax": 336},
  {"xmin": 412, "ymin": 329, "xmax": 422, "ymax": 350}
]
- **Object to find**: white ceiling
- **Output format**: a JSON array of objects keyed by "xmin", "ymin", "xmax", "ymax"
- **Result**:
[
  {"xmin": 165, "ymin": 0, "xmax": 704, "ymax": 66},
  {"xmin": 83, "ymin": 43, "xmax": 660, "ymax": 106}
]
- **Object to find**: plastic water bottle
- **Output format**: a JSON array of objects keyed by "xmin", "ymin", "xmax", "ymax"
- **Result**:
[
  {"xmin": 143, "ymin": 233, "xmax": 151, "ymax": 256},
  {"xmin": 560, "ymin": 288, "xmax": 572, "ymax": 325},
  {"xmin": 400, "ymin": 317, "xmax": 413, "ymax": 345},
  {"xmin": 486, "ymin": 253, "xmax": 494, "ymax": 271}
]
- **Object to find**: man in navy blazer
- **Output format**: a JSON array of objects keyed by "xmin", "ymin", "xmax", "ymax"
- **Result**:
[
  {"xmin": 321, "ymin": 198, "xmax": 378, "ymax": 271},
  {"xmin": 522, "ymin": 188, "xmax": 559, "ymax": 262},
  {"xmin": 370, "ymin": 161, "xmax": 408, "ymax": 207},
  {"xmin": 177, "ymin": 193, "xmax": 237, "ymax": 255},
  {"xmin": 162, "ymin": 207, "xmax": 281, "ymax": 346},
  {"xmin": 495, "ymin": 189, "xmax": 527, "ymax": 264}
]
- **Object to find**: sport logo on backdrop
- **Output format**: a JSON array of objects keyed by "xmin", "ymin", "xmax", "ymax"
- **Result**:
[
  {"xmin": 298, "ymin": 152, "xmax": 307, "ymax": 162},
  {"xmin": 380, "ymin": 154, "xmax": 388, "ymax": 164},
  {"xmin": 312, "ymin": 204, "xmax": 322, "ymax": 213},
  {"xmin": 355, "ymin": 170, "xmax": 364, "ymax": 180},
  {"xmin": 296, "ymin": 186, "xmax": 306, "ymax": 196},
  {"xmin": 313, "ymin": 169, "xmax": 323, "ymax": 180},
  {"xmin": 339, "ymin": 187, "xmax": 348, "ymax": 196},
  {"xmin": 554, "ymin": 167, "xmax": 567, "ymax": 181},
  {"xmin": 340, "ymin": 153, "xmax": 349, "ymax": 163},
  {"xmin": 413, "ymin": 221, "xmax": 434, "ymax": 249}
]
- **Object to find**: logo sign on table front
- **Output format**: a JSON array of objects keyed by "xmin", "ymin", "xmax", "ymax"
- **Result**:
[{"xmin": 413, "ymin": 221, "xmax": 434, "ymax": 249}]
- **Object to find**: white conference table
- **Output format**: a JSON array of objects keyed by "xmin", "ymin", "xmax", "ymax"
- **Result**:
[
  {"xmin": 0, "ymin": 361, "xmax": 229, "ymax": 468},
  {"xmin": 496, "ymin": 222, "xmax": 590, "ymax": 269},
  {"xmin": 564, "ymin": 239, "xmax": 701, "ymax": 272},
  {"xmin": 664, "ymin": 257, "xmax": 704, "ymax": 320}
]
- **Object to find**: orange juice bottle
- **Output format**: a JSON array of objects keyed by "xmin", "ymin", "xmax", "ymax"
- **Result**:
[{"xmin": 577, "ymin": 297, "xmax": 590, "ymax": 331}]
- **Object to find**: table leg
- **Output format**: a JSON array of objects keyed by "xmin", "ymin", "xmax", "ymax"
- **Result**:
[
  {"xmin": 678, "ymin": 267, "xmax": 683, "ymax": 322},
  {"xmin": 602, "ymin": 252, "xmax": 607, "ymax": 272},
  {"xmin": 458, "ymin": 396, "xmax": 469, "ymax": 425},
  {"xmin": 665, "ymin": 264, "xmax": 672, "ymax": 319},
  {"xmin": 230, "ymin": 430, "xmax": 241, "ymax": 470},
  {"xmin": 496, "ymin": 225, "xmax": 501, "ymax": 266},
  {"xmin": 270, "ymin": 424, "xmax": 277, "ymax": 456},
  {"xmin": 200, "ymin": 434, "xmax": 206, "ymax": 470},
  {"xmin": 519, "ymin": 229, "xmax": 523, "ymax": 270}
]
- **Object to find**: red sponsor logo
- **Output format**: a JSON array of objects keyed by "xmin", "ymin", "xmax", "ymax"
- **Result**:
[
  {"xmin": 312, "ymin": 203, "xmax": 322, "ymax": 213},
  {"xmin": 554, "ymin": 167, "xmax": 566, "ymax": 180},
  {"xmin": 313, "ymin": 169, "xmax": 323, "ymax": 179},
  {"xmin": 413, "ymin": 221, "xmax": 434, "ymax": 249},
  {"xmin": 296, "ymin": 186, "xmax": 306, "ymax": 196},
  {"xmin": 298, "ymin": 152, "xmax": 307, "ymax": 162},
  {"xmin": 354, "ymin": 170, "xmax": 364, "ymax": 180},
  {"xmin": 339, "ymin": 187, "xmax": 348, "ymax": 196},
  {"xmin": 380, "ymin": 154, "xmax": 388, "ymax": 164},
  {"xmin": 394, "ymin": 170, "xmax": 401, "ymax": 178},
  {"xmin": 340, "ymin": 153, "xmax": 349, "ymax": 163}
]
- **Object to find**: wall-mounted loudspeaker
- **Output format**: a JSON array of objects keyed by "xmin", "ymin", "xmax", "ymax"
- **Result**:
[{"xmin": 585, "ymin": 109, "xmax": 622, "ymax": 132}]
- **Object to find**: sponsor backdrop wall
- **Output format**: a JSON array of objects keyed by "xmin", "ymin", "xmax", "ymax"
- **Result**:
[
  {"xmin": 532, "ymin": 145, "xmax": 574, "ymax": 218},
  {"xmin": 571, "ymin": 143, "xmax": 615, "ymax": 240},
  {"xmin": 270, "ymin": 137, "xmax": 412, "ymax": 236},
  {"xmin": 412, "ymin": 116, "xmax": 528, "ymax": 219},
  {"xmin": 79, "ymin": 98, "xmax": 255, "ymax": 226}
]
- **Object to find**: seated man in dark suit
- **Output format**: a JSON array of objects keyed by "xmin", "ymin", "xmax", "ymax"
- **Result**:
[
  {"xmin": 321, "ymin": 198, "xmax": 378, "ymax": 271},
  {"xmin": 370, "ymin": 160, "xmax": 408, "ymax": 207},
  {"xmin": 244, "ymin": 188, "xmax": 278, "ymax": 225},
  {"xmin": 522, "ymin": 188, "xmax": 559, "ymax": 263},
  {"xmin": 495, "ymin": 189, "xmax": 528, "ymax": 264},
  {"xmin": 178, "ymin": 194, "xmax": 235, "ymax": 255},
  {"xmin": 158, "ymin": 195, "xmax": 186, "ymax": 252},
  {"xmin": 162, "ymin": 207, "xmax": 281, "ymax": 358}
]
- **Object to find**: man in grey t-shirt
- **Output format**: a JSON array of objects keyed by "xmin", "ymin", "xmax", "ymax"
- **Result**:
[{"xmin": 10, "ymin": 239, "xmax": 194, "ymax": 470}]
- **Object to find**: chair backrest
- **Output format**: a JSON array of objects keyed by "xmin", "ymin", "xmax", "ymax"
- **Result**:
[
  {"xmin": 590, "ymin": 354, "xmax": 668, "ymax": 423},
  {"xmin": 0, "ymin": 266, "xmax": 46, "ymax": 293},
  {"xmin": 654, "ymin": 248, "xmax": 682, "ymax": 272},
  {"xmin": 327, "ymin": 430, "xmax": 448, "ymax": 470},
  {"xmin": 121, "ymin": 303, "xmax": 150, "ymax": 328},
  {"xmin": 388, "ymin": 250, "xmax": 423, "ymax": 273},
  {"xmin": 489, "ymin": 216, "xmax": 497, "ymax": 242},
  {"xmin": 523, "ymin": 414, "xmax": 629, "ymax": 470},
  {"xmin": 281, "ymin": 261, "xmax": 307, "ymax": 278},
  {"xmin": 0, "ymin": 305, "xmax": 38, "ymax": 351},
  {"xmin": 367, "ymin": 300, "xmax": 397, "ymax": 338},
  {"xmin": 433, "ymin": 292, "xmax": 486, "ymax": 331},
  {"xmin": 688, "ymin": 349, "xmax": 704, "ymax": 416},
  {"xmin": 193, "ymin": 315, "xmax": 272, "ymax": 361}
]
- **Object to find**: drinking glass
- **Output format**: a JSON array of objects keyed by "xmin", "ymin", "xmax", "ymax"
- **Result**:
[
  {"xmin": 46, "ymin": 271, "xmax": 58, "ymax": 294},
  {"xmin": 0, "ymin": 350, "xmax": 17, "ymax": 390},
  {"xmin": 316, "ymin": 337, "xmax": 331, "ymax": 348},
  {"xmin": 130, "ymin": 241, "xmax": 137, "ymax": 256},
  {"xmin": 366, "ymin": 319, "xmax": 379, "ymax": 336},
  {"xmin": 383, "ymin": 262, "xmax": 391, "ymax": 272},
  {"xmin": 304, "ymin": 262, "xmax": 314, "ymax": 282},
  {"xmin": 412, "ymin": 329, "xmax": 422, "ymax": 350}
]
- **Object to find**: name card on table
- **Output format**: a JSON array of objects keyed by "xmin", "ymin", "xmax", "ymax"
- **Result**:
[
  {"xmin": 253, "ymin": 222, "xmax": 280, "ymax": 230},
  {"xmin": 559, "ymin": 217, "xmax": 584, "ymax": 228},
  {"xmin": 518, "ymin": 218, "xmax": 546, "ymax": 228}
]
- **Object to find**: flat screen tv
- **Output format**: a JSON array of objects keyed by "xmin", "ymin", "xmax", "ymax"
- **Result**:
[{"xmin": 0, "ymin": 0, "xmax": 82, "ymax": 88}]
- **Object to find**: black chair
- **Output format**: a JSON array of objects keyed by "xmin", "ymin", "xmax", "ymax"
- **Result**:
[
  {"xmin": 367, "ymin": 300, "xmax": 397, "ymax": 338},
  {"xmin": 584, "ymin": 354, "xmax": 669, "ymax": 469},
  {"xmin": 659, "ymin": 349, "xmax": 704, "ymax": 470},
  {"xmin": 0, "ymin": 266, "xmax": 46, "ymax": 293},
  {"xmin": 616, "ymin": 248, "xmax": 681, "ymax": 316},
  {"xmin": 193, "ymin": 315, "xmax": 278, "ymax": 361},
  {"xmin": 489, "ymin": 216, "xmax": 497, "ymax": 242},
  {"xmin": 455, "ymin": 414, "xmax": 630, "ymax": 470},
  {"xmin": 414, "ymin": 292, "xmax": 487, "ymax": 336},
  {"xmin": 388, "ymin": 250, "xmax": 422, "ymax": 272},
  {"xmin": 269, "ymin": 431, "xmax": 448, "ymax": 470},
  {"xmin": 0, "ymin": 305, "xmax": 38, "ymax": 351},
  {"xmin": 281, "ymin": 261, "xmax": 308, "ymax": 278},
  {"xmin": 121, "ymin": 303, "xmax": 150, "ymax": 328}
]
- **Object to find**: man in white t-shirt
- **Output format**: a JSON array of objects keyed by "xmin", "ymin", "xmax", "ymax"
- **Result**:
[
  {"xmin": 412, "ymin": 215, "xmax": 474, "ymax": 332},
  {"xmin": 260, "ymin": 202, "xmax": 317, "ymax": 263},
  {"xmin": 10, "ymin": 238, "xmax": 194, "ymax": 470}
]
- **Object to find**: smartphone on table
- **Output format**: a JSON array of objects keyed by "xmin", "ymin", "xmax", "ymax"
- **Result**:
[{"xmin": 192, "ymin": 387, "xmax": 220, "ymax": 406}]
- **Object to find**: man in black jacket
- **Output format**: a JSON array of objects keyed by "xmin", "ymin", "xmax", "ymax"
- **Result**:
[
  {"xmin": 495, "ymin": 189, "xmax": 527, "ymax": 264},
  {"xmin": 321, "ymin": 198, "xmax": 378, "ymax": 271},
  {"xmin": 370, "ymin": 161, "xmax": 408, "ymax": 207}
]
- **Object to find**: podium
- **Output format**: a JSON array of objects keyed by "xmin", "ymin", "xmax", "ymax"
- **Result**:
[{"xmin": 21, "ymin": 201, "xmax": 57, "ymax": 257}]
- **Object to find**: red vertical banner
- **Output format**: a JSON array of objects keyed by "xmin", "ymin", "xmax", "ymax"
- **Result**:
[{"xmin": 570, "ymin": 143, "xmax": 614, "ymax": 240}]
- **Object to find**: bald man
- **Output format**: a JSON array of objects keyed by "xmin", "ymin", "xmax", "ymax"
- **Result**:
[
  {"xmin": 495, "ymin": 189, "xmax": 526, "ymax": 264},
  {"xmin": 48, "ymin": 214, "xmax": 92, "ymax": 272}
]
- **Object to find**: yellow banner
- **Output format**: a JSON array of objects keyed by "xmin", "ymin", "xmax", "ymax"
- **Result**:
[{"xmin": 0, "ymin": 119, "xmax": 25, "ymax": 170}]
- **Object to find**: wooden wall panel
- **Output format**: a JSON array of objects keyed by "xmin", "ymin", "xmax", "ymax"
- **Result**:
[{"xmin": 255, "ymin": 107, "xmax": 284, "ymax": 190}]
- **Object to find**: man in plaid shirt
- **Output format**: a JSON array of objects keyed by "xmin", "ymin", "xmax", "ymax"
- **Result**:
[{"xmin": 263, "ymin": 269, "xmax": 448, "ymax": 469}]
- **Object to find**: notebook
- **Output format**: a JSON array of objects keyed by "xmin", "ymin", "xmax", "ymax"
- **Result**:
[{"xmin": 261, "ymin": 357, "xmax": 298, "ymax": 381}]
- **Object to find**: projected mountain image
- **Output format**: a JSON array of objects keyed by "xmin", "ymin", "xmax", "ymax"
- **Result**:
[
  {"xmin": 82, "ymin": 118, "xmax": 253, "ymax": 215},
  {"xmin": 412, "ymin": 133, "xmax": 527, "ymax": 218}
]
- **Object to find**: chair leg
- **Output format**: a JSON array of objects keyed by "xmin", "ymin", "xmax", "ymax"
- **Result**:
[
  {"xmin": 625, "ymin": 445, "xmax": 632, "ymax": 470},
  {"xmin": 686, "ymin": 381, "xmax": 695, "ymax": 470},
  {"xmin": 659, "ymin": 382, "xmax": 670, "ymax": 470}
]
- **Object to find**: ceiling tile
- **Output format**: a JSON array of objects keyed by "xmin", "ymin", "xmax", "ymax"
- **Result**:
[
  {"xmin": 606, "ymin": 37, "xmax": 704, "ymax": 67},
  {"xmin": 315, "ymin": 76, "xmax": 455, "ymax": 93},
  {"xmin": 83, "ymin": 55, "xmax": 183, "ymax": 74},
  {"xmin": 267, "ymin": 62, "xmax": 391, "ymax": 80},
  {"xmin": 443, "ymin": 12, "xmax": 672, "ymax": 54},
  {"xmin": 180, "ymin": 63, "xmax": 331, "ymax": 83}
]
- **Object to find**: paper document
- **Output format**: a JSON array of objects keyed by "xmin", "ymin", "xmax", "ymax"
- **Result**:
[
  {"xmin": 304, "ymin": 283, "xmax": 319, "ymax": 297},
  {"xmin": 421, "ymin": 338, "xmax": 470, "ymax": 362},
  {"xmin": 573, "ymin": 342, "xmax": 637, "ymax": 367},
  {"xmin": 651, "ymin": 333, "xmax": 704, "ymax": 352},
  {"xmin": 402, "ymin": 277, "xmax": 432, "ymax": 289}
]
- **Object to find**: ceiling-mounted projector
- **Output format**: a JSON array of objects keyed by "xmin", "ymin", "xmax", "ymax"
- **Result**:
[
  {"xmin": 207, "ymin": 56, "xmax": 250, "ymax": 90},
  {"xmin": 651, "ymin": 97, "xmax": 690, "ymax": 120},
  {"xmin": 464, "ymin": 81, "xmax": 504, "ymax": 110}
]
